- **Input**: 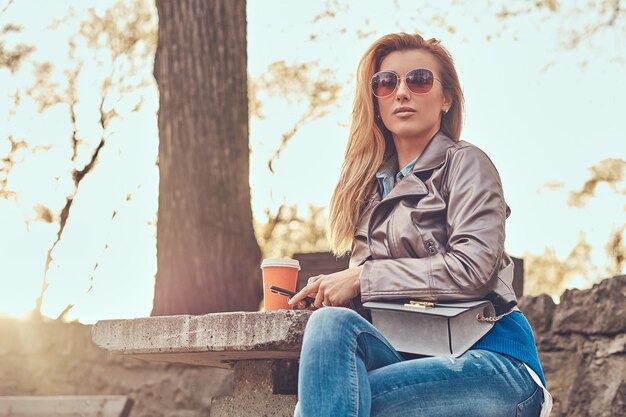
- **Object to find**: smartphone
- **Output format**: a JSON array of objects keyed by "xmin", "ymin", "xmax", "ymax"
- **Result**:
[{"xmin": 269, "ymin": 285, "xmax": 316, "ymax": 305}]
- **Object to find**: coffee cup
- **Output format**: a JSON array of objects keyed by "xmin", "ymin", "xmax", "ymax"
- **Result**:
[{"xmin": 261, "ymin": 258, "xmax": 300, "ymax": 311}]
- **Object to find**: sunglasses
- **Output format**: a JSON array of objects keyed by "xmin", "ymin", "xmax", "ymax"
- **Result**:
[{"xmin": 371, "ymin": 68, "xmax": 442, "ymax": 98}]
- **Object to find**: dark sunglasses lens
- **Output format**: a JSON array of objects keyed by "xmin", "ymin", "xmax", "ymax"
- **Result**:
[
  {"xmin": 406, "ymin": 69, "xmax": 434, "ymax": 94},
  {"xmin": 372, "ymin": 72, "xmax": 398, "ymax": 97}
]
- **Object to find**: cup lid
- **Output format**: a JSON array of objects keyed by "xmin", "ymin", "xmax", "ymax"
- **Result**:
[{"xmin": 261, "ymin": 258, "xmax": 301, "ymax": 270}]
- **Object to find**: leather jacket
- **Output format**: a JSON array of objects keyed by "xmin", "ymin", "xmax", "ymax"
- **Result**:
[{"xmin": 350, "ymin": 131, "xmax": 517, "ymax": 310}]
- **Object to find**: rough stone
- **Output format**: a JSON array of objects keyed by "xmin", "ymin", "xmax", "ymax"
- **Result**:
[
  {"xmin": 552, "ymin": 275, "xmax": 626, "ymax": 335},
  {"xmin": 210, "ymin": 361, "xmax": 297, "ymax": 417},
  {"xmin": 595, "ymin": 334, "xmax": 626, "ymax": 357},
  {"xmin": 518, "ymin": 293, "xmax": 556, "ymax": 334},
  {"xmin": 518, "ymin": 276, "xmax": 626, "ymax": 417}
]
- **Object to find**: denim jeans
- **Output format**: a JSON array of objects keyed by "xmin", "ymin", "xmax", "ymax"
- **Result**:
[{"xmin": 294, "ymin": 307, "xmax": 542, "ymax": 417}]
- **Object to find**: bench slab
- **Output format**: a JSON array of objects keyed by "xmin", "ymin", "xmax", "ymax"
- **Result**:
[
  {"xmin": 92, "ymin": 310, "xmax": 312, "ymax": 368},
  {"xmin": 0, "ymin": 395, "xmax": 132, "ymax": 417}
]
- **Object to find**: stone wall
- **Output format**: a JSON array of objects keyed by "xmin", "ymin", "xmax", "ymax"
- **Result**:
[
  {"xmin": 0, "ymin": 276, "xmax": 624, "ymax": 417},
  {"xmin": 0, "ymin": 318, "xmax": 233, "ymax": 417},
  {"xmin": 519, "ymin": 275, "xmax": 626, "ymax": 417}
]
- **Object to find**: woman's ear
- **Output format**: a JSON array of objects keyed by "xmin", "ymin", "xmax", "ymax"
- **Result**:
[{"xmin": 442, "ymin": 94, "xmax": 453, "ymax": 113}]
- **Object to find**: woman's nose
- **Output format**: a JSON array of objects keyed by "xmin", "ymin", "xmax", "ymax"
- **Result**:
[{"xmin": 395, "ymin": 78, "xmax": 410, "ymax": 100}]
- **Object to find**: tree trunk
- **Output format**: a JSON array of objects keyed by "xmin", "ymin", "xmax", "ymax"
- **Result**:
[{"xmin": 152, "ymin": 0, "xmax": 262, "ymax": 315}]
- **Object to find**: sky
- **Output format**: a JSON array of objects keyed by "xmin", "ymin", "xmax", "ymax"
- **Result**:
[{"xmin": 0, "ymin": 0, "xmax": 624, "ymax": 323}]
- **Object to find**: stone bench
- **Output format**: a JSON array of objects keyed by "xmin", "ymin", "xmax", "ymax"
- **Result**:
[
  {"xmin": 92, "ymin": 310, "xmax": 313, "ymax": 417},
  {"xmin": 0, "ymin": 395, "xmax": 133, "ymax": 417}
]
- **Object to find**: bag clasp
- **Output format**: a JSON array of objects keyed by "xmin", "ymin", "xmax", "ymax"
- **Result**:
[{"xmin": 404, "ymin": 301, "xmax": 435, "ymax": 310}]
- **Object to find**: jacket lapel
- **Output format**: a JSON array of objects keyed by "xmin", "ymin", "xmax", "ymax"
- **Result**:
[
  {"xmin": 381, "ymin": 131, "xmax": 455, "ymax": 202},
  {"xmin": 409, "ymin": 131, "xmax": 455, "ymax": 173},
  {"xmin": 381, "ymin": 173, "xmax": 429, "ymax": 200}
]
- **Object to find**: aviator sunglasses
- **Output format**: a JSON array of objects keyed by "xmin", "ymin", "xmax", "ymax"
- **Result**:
[{"xmin": 371, "ymin": 68, "xmax": 442, "ymax": 98}]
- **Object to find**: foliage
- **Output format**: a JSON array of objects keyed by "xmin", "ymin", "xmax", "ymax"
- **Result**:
[
  {"xmin": 247, "ymin": 59, "xmax": 341, "ymax": 249},
  {"xmin": 523, "ymin": 233, "xmax": 599, "ymax": 297},
  {"xmin": 568, "ymin": 158, "xmax": 625, "ymax": 208},
  {"xmin": 569, "ymin": 158, "xmax": 625, "ymax": 278},
  {"xmin": 494, "ymin": 0, "xmax": 625, "ymax": 56},
  {"xmin": 249, "ymin": 60, "xmax": 341, "ymax": 172},
  {"xmin": 605, "ymin": 224, "xmax": 626, "ymax": 276},
  {"xmin": 0, "ymin": 23, "xmax": 33, "ymax": 73},
  {"xmin": 255, "ymin": 204, "xmax": 330, "ymax": 259},
  {"xmin": 0, "ymin": 20, "xmax": 33, "ymax": 199},
  {"xmin": 525, "ymin": 158, "xmax": 625, "ymax": 296},
  {"xmin": 309, "ymin": 0, "xmax": 625, "ymax": 68},
  {"xmin": 0, "ymin": 0, "xmax": 157, "ymax": 319}
]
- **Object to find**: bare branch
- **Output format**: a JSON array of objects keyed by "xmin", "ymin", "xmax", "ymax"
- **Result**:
[
  {"xmin": 259, "ymin": 61, "xmax": 340, "ymax": 173},
  {"xmin": 260, "ymin": 204, "xmax": 286, "ymax": 246},
  {"xmin": 268, "ymin": 110, "xmax": 312, "ymax": 173},
  {"xmin": 0, "ymin": 0, "xmax": 14, "ymax": 21},
  {"xmin": 55, "ymin": 304, "xmax": 75, "ymax": 321}
]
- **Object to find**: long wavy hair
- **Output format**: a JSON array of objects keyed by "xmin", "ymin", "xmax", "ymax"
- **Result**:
[{"xmin": 328, "ymin": 33, "xmax": 465, "ymax": 257}]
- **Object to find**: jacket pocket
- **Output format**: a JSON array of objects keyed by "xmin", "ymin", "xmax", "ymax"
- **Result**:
[{"xmin": 516, "ymin": 386, "xmax": 542, "ymax": 417}]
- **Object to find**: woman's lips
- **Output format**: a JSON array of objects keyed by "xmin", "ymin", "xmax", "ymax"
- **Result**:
[
  {"xmin": 394, "ymin": 110, "xmax": 416, "ymax": 118},
  {"xmin": 393, "ymin": 107, "xmax": 416, "ymax": 117}
]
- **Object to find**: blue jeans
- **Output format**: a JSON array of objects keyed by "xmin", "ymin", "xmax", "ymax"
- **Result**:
[{"xmin": 295, "ymin": 307, "xmax": 542, "ymax": 417}]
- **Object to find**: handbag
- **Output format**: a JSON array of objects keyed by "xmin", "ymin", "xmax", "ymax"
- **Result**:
[{"xmin": 363, "ymin": 299, "xmax": 514, "ymax": 357}]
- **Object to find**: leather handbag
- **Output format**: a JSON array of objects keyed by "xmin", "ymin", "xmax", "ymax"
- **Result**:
[
  {"xmin": 361, "ymin": 261, "xmax": 517, "ymax": 357},
  {"xmin": 363, "ymin": 299, "xmax": 508, "ymax": 357}
]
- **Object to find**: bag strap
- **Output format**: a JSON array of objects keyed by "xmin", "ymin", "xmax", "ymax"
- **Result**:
[{"xmin": 477, "ymin": 306, "xmax": 519, "ymax": 323}]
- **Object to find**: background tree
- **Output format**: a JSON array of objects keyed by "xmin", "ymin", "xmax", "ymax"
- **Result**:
[
  {"xmin": 525, "ymin": 158, "xmax": 625, "ymax": 296},
  {"xmin": 0, "ymin": 19, "xmax": 34, "ymax": 200},
  {"xmin": 249, "ymin": 59, "xmax": 341, "ymax": 251},
  {"xmin": 1, "ymin": 0, "xmax": 157, "ymax": 320},
  {"xmin": 523, "ymin": 233, "xmax": 598, "ymax": 297},
  {"xmin": 255, "ymin": 204, "xmax": 331, "ymax": 259},
  {"xmin": 152, "ymin": 0, "xmax": 262, "ymax": 315}
]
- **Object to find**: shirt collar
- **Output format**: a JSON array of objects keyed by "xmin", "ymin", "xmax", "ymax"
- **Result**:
[
  {"xmin": 375, "ymin": 155, "xmax": 398, "ymax": 182},
  {"xmin": 375, "ymin": 153, "xmax": 421, "ymax": 198}
]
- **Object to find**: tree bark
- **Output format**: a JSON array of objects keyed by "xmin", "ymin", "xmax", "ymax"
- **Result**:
[{"xmin": 152, "ymin": 0, "xmax": 262, "ymax": 315}]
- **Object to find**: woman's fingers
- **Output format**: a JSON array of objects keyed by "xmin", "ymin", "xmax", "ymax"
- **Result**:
[
  {"xmin": 288, "ymin": 268, "xmax": 362, "ymax": 309},
  {"xmin": 307, "ymin": 275, "xmax": 323, "ymax": 286},
  {"xmin": 288, "ymin": 280, "xmax": 319, "ymax": 306},
  {"xmin": 313, "ymin": 288, "xmax": 325, "ymax": 310}
]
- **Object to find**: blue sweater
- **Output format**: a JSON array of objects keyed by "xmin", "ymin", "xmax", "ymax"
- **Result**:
[{"xmin": 472, "ymin": 310, "xmax": 546, "ymax": 386}]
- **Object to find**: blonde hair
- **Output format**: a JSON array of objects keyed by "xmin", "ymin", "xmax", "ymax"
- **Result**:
[{"xmin": 328, "ymin": 33, "xmax": 465, "ymax": 257}]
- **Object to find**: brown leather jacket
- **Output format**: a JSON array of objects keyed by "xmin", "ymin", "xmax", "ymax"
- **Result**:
[{"xmin": 350, "ymin": 131, "xmax": 517, "ymax": 310}]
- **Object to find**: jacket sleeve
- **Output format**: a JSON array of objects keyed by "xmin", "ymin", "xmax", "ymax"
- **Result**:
[{"xmin": 359, "ymin": 146, "xmax": 508, "ymax": 302}]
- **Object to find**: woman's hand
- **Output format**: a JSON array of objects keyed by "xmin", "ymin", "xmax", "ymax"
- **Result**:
[{"xmin": 288, "ymin": 265, "xmax": 363, "ymax": 309}]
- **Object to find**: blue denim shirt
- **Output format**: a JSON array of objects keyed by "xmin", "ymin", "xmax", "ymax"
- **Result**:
[{"xmin": 375, "ymin": 154, "xmax": 420, "ymax": 198}]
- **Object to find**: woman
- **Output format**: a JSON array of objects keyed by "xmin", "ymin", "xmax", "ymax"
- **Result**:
[{"xmin": 288, "ymin": 33, "xmax": 549, "ymax": 417}]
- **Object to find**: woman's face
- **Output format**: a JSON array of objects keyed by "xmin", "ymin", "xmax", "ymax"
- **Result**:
[{"xmin": 376, "ymin": 49, "xmax": 450, "ymax": 143}]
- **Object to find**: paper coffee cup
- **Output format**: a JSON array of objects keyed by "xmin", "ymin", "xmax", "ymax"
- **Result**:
[{"xmin": 261, "ymin": 258, "xmax": 300, "ymax": 311}]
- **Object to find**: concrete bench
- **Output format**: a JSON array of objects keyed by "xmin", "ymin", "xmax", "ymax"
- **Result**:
[
  {"xmin": 92, "ymin": 310, "xmax": 312, "ymax": 417},
  {"xmin": 0, "ymin": 395, "xmax": 133, "ymax": 417}
]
